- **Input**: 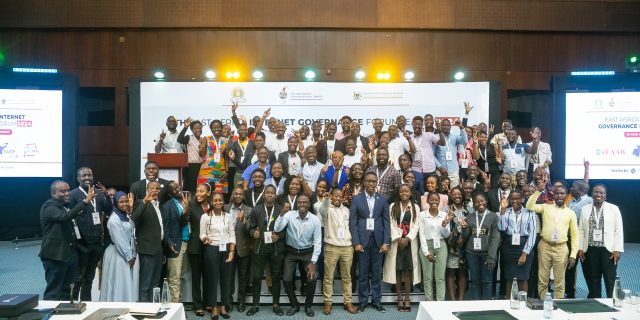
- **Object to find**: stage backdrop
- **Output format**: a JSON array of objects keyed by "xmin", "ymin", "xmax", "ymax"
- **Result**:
[{"xmin": 136, "ymin": 81, "xmax": 494, "ymax": 179}]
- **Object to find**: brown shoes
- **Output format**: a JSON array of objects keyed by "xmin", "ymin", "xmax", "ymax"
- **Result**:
[
  {"xmin": 323, "ymin": 303, "xmax": 332, "ymax": 315},
  {"xmin": 343, "ymin": 303, "xmax": 358, "ymax": 314}
]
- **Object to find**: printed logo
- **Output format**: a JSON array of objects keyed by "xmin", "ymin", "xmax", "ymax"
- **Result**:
[{"xmin": 230, "ymin": 87, "xmax": 246, "ymax": 104}]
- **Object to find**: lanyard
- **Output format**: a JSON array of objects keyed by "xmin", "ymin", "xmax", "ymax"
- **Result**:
[
  {"xmin": 377, "ymin": 165, "xmax": 391, "ymax": 185},
  {"xmin": 475, "ymin": 211, "xmax": 488, "ymax": 238},
  {"xmin": 509, "ymin": 208, "xmax": 523, "ymax": 234},
  {"xmin": 288, "ymin": 195, "xmax": 297, "ymax": 207},
  {"xmin": 211, "ymin": 137, "xmax": 220, "ymax": 154},
  {"xmin": 252, "ymin": 188, "xmax": 264, "ymax": 206},
  {"xmin": 79, "ymin": 187, "xmax": 96, "ymax": 211},
  {"xmin": 296, "ymin": 215, "xmax": 307, "ymax": 239},
  {"xmin": 265, "ymin": 206, "xmax": 275, "ymax": 231},
  {"xmin": 592, "ymin": 206, "xmax": 604, "ymax": 229},
  {"xmin": 367, "ymin": 194, "xmax": 375, "ymax": 218},
  {"xmin": 399, "ymin": 202, "xmax": 411, "ymax": 224},
  {"xmin": 412, "ymin": 135, "xmax": 422, "ymax": 148}
]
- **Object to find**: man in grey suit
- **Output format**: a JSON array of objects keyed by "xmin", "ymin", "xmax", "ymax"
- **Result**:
[{"xmin": 224, "ymin": 187, "xmax": 253, "ymax": 312}]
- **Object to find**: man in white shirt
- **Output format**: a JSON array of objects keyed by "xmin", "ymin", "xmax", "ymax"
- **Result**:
[
  {"xmin": 577, "ymin": 184, "xmax": 623, "ymax": 299},
  {"xmin": 267, "ymin": 122, "xmax": 289, "ymax": 156},
  {"xmin": 302, "ymin": 146, "xmax": 323, "ymax": 191},
  {"xmin": 526, "ymin": 127, "xmax": 552, "ymax": 176},
  {"xmin": 155, "ymin": 116, "xmax": 185, "ymax": 153}
]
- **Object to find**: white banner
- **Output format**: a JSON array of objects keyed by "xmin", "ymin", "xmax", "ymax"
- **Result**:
[{"xmin": 140, "ymin": 81, "xmax": 490, "ymax": 178}]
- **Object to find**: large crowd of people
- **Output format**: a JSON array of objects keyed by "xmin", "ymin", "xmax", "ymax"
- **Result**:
[{"xmin": 39, "ymin": 102, "xmax": 625, "ymax": 318}]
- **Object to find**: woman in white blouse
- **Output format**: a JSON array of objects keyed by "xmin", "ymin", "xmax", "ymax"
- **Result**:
[
  {"xmin": 418, "ymin": 192, "xmax": 452, "ymax": 301},
  {"xmin": 200, "ymin": 193, "xmax": 236, "ymax": 320}
]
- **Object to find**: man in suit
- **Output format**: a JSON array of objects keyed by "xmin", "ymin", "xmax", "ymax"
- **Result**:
[
  {"xmin": 224, "ymin": 187, "xmax": 253, "ymax": 312},
  {"xmin": 488, "ymin": 173, "xmax": 512, "ymax": 213},
  {"xmin": 39, "ymin": 180, "xmax": 95, "ymax": 300},
  {"xmin": 577, "ymin": 184, "xmax": 624, "ymax": 298},
  {"xmin": 131, "ymin": 180, "xmax": 164, "ymax": 302},
  {"xmin": 69, "ymin": 167, "xmax": 112, "ymax": 301},
  {"xmin": 161, "ymin": 181, "xmax": 189, "ymax": 303},
  {"xmin": 277, "ymin": 137, "xmax": 304, "ymax": 177},
  {"xmin": 130, "ymin": 160, "xmax": 170, "ymax": 204},
  {"xmin": 245, "ymin": 185, "xmax": 287, "ymax": 317},
  {"xmin": 335, "ymin": 122, "xmax": 371, "ymax": 156},
  {"xmin": 349, "ymin": 172, "xmax": 391, "ymax": 313},
  {"xmin": 228, "ymin": 123, "xmax": 256, "ymax": 188}
]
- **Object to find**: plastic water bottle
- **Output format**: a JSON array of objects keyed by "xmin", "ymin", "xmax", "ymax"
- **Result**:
[
  {"xmin": 543, "ymin": 292, "xmax": 553, "ymax": 319},
  {"xmin": 161, "ymin": 278, "xmax": 171, "ymax": 310},
  {"xmin": 613, "ymin": 276, "xmax": 623, "ymax": 307},
  {"xmin": 510, "ymin": 278, "xmax": 519, "ymax": 309}
]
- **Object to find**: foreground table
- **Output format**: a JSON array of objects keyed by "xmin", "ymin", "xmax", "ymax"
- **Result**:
[
  {"xmin": 37, "ymin": 301, "xmax": 186, "ymax": 320},
  {"xmin": 416, "ymin": 298, "xmax": 639, "ymax": 320}
]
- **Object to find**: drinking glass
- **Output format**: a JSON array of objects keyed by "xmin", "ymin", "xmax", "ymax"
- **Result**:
[
  {"xmin": 518, "ymin": 291, "xmax": 527, "ymax": 309},
  {"xmin": 152, "ymin": 287, "xmax": 161, "ymax": 304}
]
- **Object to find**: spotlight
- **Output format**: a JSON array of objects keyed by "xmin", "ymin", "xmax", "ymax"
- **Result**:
[
  {"xmin": 204, "ymin": 70, "xmax": 216, "ymax": 80},
  {"xmin": 225, "ymin": 72, "xmax": 233, "ymax": 79},
  {"xmin": 232, "ymin": 71, "xmax": 240, "ymax": 79},
  {"xmin": 376, "ymin": 72, "xmax": 384, "ymax": 80},
  {"xmin": 304, "ymin": 70, "xmax": 316, "ymax": 80},
  {"xmin": 355, "ymin": 70, "xmax": 366, "ymax": 80},
  {"xmin": 404, "ymin": 71, "xmax": 415, "ymax": 81},
  {"xmin": 153, "ymin": 69, "xmax": 165, "ymax": 80},
  {"xmin": 454, "ymin": 71, "xmax": 465, "ymax": 81},
  {"xmin": 383, "ymin": 72, "xmax": 391, "ymax": 80},
  {"xmin": 252, "ymin": 70, "xmax": 264, "ymax": 80}
]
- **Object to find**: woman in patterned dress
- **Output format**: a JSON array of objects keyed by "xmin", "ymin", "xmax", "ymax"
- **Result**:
[{"xmin": 198, "ymin": 120, "xmax": 229, "ymax": 195}]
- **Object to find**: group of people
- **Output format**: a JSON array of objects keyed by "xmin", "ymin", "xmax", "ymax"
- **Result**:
[{"xmin": 39, "ymin": 102, "xmax": 624, "ymax": 319}]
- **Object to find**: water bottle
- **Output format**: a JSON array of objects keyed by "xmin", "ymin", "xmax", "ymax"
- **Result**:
[
  {"xmin": 613, "ymin": 276, "xmax": 623, "ymax": 307},
  {"xmin": 161, "ymin": 278, "xmax": 171, "ymax": 310},
  {"xmin": 510, "ymin": 278, "xmax": 519, "ymax": 309},
  {"xmin": 543, "ymin": 292, "xmax": 553, "ymax": 319}
]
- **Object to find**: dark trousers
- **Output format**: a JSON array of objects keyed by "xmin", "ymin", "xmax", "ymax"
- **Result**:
[
  {"xmin": 73, "ymin": 245, "xmax": 102, "ymax": 301},
  {"xmin": 204, "ymin": 245, "xmax": 232, "ymax": 307},
  {"xmin": 139, "ymin": 253, "xmax": 163, "ymax": 302},
  {"xmin": 189, "ymin": 253, "xmax": 206, "ymax": 310},
  {"xmin": 528, "ymin": 237, "xmax": 540, "ymax": 299},
  {"xmin": 230, "ymin": 253, "xmax": 252, "ymax": 304},
  {"xmin": 282, "ymin": 249, "xmax": 315, "ymax": 308},
  {"xmin": 565, "ymin": 234, "xmax": 577, "ymax": 298},
  {"xmin": 584, "ymin": 246, "xmax": 617, "ymax": 298},
  {"xmin": 358, "ymin": 236, "xmax": 383, "ymax": 306},
  {"xmin": 467, "ymin": 251, "xmax": 493, "ymax": 300},
  {"xmin": 252, "ymin": 247, "xmax": 284, "ymax": 306},
  {"xmin": 42, "ymin": 254, "xmax": 78, "ymax": 301},
  {"xmin": 183, "ymin": 163, "xmax": 201, "ymax": 193}
]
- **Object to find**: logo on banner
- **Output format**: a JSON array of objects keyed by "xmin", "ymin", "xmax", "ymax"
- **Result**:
[
  {"xmin": 279, "ymin": 87, "xmax": 289, "ymax": 99},
  {"xmin": 230, "ymin": 87, "xmax": 246, "ymax": 104},
  {"xmin": 353, "ymin": 92, "xmax": 362, "ymax": 100}
]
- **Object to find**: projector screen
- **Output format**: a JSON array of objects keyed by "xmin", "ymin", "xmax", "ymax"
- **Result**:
[
  {"xmin": 565, "ymin": 91, "xmax": 640, "ymax": 180},
  {"xmin": 0, "ymin": 89, "xmax": 63, "ymax": 177},
  {"xmin": 138, "ymin": 81, "xmax": 492, "ymax": 179}
]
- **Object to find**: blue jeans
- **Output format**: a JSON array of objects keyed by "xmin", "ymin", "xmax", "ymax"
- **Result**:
[{"xmin": 466, "ymin": 251, "xmax": 493, "ymax": 300}]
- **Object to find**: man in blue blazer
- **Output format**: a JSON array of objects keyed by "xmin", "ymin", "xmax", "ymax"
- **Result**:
[{"xmin": 349, "ymin": 172, "xmax": 391, "ymax": 313}]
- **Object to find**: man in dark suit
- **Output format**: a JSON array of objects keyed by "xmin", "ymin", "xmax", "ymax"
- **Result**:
[
  {"xmin": 224, "ymin": 187, "xmax": 253, "ymax": 312},
  {"xmin": 131, "ymin": 180, "xmax": 164, "ymax": 302},
  {"xmin": 245, "ymin": 185, "xmax": 287, "ymax": 317},
  {"xmin": 488, "ymin": 173, "xmax": 512, "ymax": 213},
  {"xmin": 161, "ymin": 181, "xmax": 189, "ymax": 303},
  {"xmin": 69, "ymin": 167, "xmax": 112, "ymax": 301},
  {"xmin": 334, "ymin": 122, "xmax": 371, "ymax": 155},
  {"xmin": 228, "ymin": 123, "xmax": 256, "ymax": 188},
  {"xmin": 349, "ymin": 172, "xmax": 390, "ymax": 313},
  {"xmin": 130, "ymin": 160, "xmax": 170, "ymax": 204},
  {"xmin": 39, "ymin": 180, "xmax": 95, "ymax": 300},
  {"xmin": 277, "ymin": 137, "xmax": 304, "ymax": 177}
]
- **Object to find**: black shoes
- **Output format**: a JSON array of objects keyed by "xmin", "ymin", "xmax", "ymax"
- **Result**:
[
  {"xmin": 371, "ymin": 303, "xmax": 386, "ymax": 313},
  {"xmin": 237, "ymin": 302, "xmax": 246, "ymax": 313},
  {"xmin": 273, "ymin": 306, "xmax": 284, "ymax": 316},
  {"xmin": 285, "ymin": 306, "xmax": 300, "ymax": 316},
  {"xmin": 357, "ymin": 304, "xmax": 367, "ymax": 312},
  {"xmin": 245, "ymin": 307, "xmax": 258, "ymax": 316},
  {"xmin": 304, "ymin": 307, "xmax": 315, "ymax": 317}
]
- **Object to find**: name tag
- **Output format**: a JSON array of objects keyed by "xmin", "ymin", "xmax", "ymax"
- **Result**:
[
  {"xmin": 551, "ymin": 230, "xmax": 560, "ymax": 242},
  {"xmin": 92, "ymin": 212, "xmax": 101, "ymax": 225},
  {"xmin": 445, "ymin": 151, "xmax": 453, "ymax": 161},
  {"xmin": 219, "ymin": 243, "xmax": 227, "ymax": 252},
  {"xmin": 593, "ymin": 229, "xmax": 603, "ymax": 242},
  {"xmin": 214, "ymin": 152, "xmax": 221, "ymax": 162},
  {"xmin": 461, "ymin": 159, "xmax": 469, "ymax": 168},
  {"xmin": 433, "ymin": 237, "xmax": 440, "ymax": 249},
  {"xmin": 240, "ymin": 156, "xmax": 245, "ymax": 163},
  {"xmin": 366, "ymin": 218, "xmax": 375, "ymax": 231},
  {"xmin": 73, "ymin": 224, "xmax": 81, "ymax": 239},
  {"xmin": 511, "ymin": 233, "xmax": 521, "ymax": 246},
  {"xmin": 510, "ymin": 160, "xmax": 517, "ymax": 168},
  {"xmin": 473, "ymin": 237, "xmax": 482, "ymax": 250},
  {"xmin": 337, "ymin": 227, "xmax": 346, "ymax": 240},
  {"xmin": 264, "ymin": 231, "xmax": 273, "ymax": 244}
]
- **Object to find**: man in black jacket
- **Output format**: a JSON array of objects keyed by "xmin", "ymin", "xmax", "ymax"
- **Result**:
[
  {"xmin": 224, "ymin": 187, "xmax": 253, "ymax": 312},
  {"xmin": 245, "ymin": 185, "xmax": 288, "ymax": 317},
  {"xmin": 228, "ymin": 123, "xmax": 256, "ymax": 188},
  {"xmin": 39, "ymin": 180, "xmax": 95, "ymax": 300},
  {"xmin": 131, "ymin": 180, "xmax": 164, "ymax": 302},
  {"xmin": 69, "ymin": 167, "xmax": 112, "ymax": 301},
  {"xmin": 130, "ymin": 161, "xmax": 170, "ymax": 204},
  {"xmin": 161, "ymin": 181, "xmax": 189, "ymax": 303}
]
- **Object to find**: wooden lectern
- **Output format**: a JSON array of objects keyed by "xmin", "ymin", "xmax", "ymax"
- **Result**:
[{"xmin": 147, "ymin": 153, "xmax": 188, "ymax": 186}]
